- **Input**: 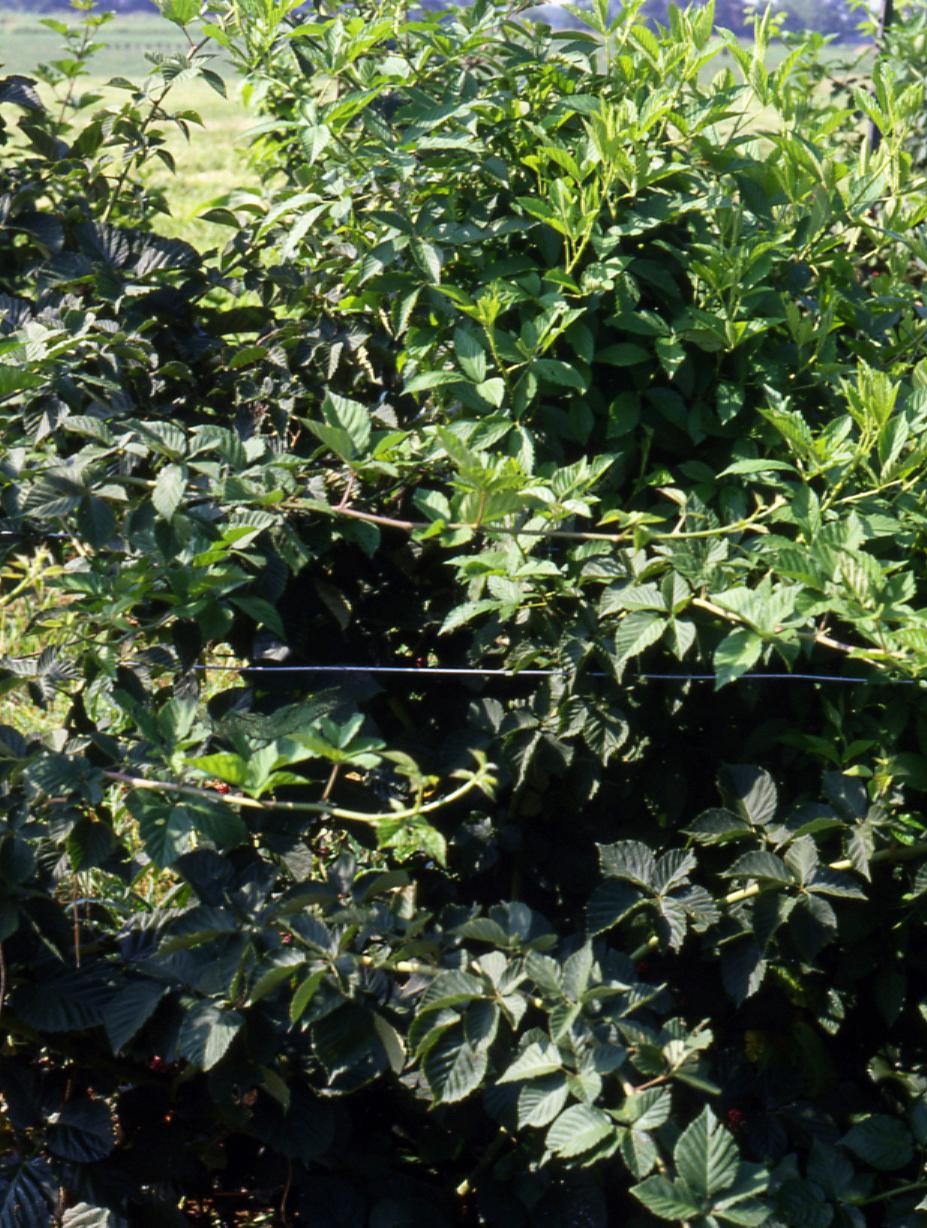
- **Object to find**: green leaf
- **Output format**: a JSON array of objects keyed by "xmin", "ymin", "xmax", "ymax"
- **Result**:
[
  {"xmin": 615, "ymin": 612, "xmax": 666, "ymax": 663},
  {"xmin": 63, "ymin": 1205, "xmax": 129, "ymax": 1228},
  {"xmin": 423, "ymin": 1026, "xmax": 487, "ymax": 1103},
  {"xmin": 674, "ymin": 1106, "xmax": 740, "ymax": 1199},
  {"xmin": 135, "ymin": 801, "xmax": 195, "ymax": 868},
  {"xmin": 631, "ymin": 1175, "xmax": 701, "ymax": 1220},
  {"xmin": 0, "ymin": 364, "xmax": 42, "ymax": 398},
  {"xmin": 517, "ymin": 1075, "xmax": 569, "ymax": 1128},
  {"xmin": 722, "ymin": 851, "xmax": 792, "ymax": 884},
  {"xmin": 546, "ymin": 1103, "xmax": 614, "ymax": 1158},
  {"xmin": 152, "ymin": 463, "xmax": 186, "ymax": 521},
  {"xmin": 176, "ymin": 1001, "xmax": 243, "ymax": 1070},
  {"xmin": 411, "ymin": 238, "xmax": 442, "ymax": 282},
  {"xmin": 404, "ymin": 370, "xmax": 462, "ymax": 393},
  {"xmin": 586, "ymin": 879, "xmax": 644, "ymax": 935},
  {"xmin": 598, "ymin": 840, "xmax": 656, "ymax": 888},
  {"xmin": 420, "ymin": 970, "xmax": 487, "ymax": 1013},
  {"xmin": 714, "ymin": 628, "xmax": 763, "ymax": 687},
  {"xmin": 719, "ymin": 765, "xmax": 778, "ymax": 827},
  {"xmin": 230, "ymin": 595, "xmax": 286, "ymax": 639},
  {"xmin": 497, "ymin": 1039, "xmax": 563, "ymax": 1083},
  {"xmin": 476, "ymin": 378, "xmax": 506, "ymax": 407},
  {"xmin": 455, "ymin": 324, "xmax": 488, "ymax": 382},
  {"xmin": 620, "ymin": 1128, "xmax": 659, "ymax": 1179},
  {"xmin": 290, "ymin": 970, "xmax": 326, "ymax": 1022},
  {"xmin": 719, "ymin": 458, "xmax": 797, "ymax": 477},
  {"xmin": 533, "ymin": 358, "xmax": 587, "ymax": 391},
  {"xmin": 597, "ymin": 342, "xmax": 650, "ymax": 366},
  {"xmin": 159, "ymin": 0, "xmax": 199, "ymax": 25},
  {"xmin": 48, "ymin": 1100, "xmax": 115, "ymax": 1163},
  {"xmin": 842, "ymin": 1115, "xmax": 913, "ymax": 1172},
  {"xmin": 621, "ymin": 1087, "xmax": 673, "ymax": 1131},
  {"xmin": 105, "ymin": 979, "xmax": 166, "ymax": 1053}
]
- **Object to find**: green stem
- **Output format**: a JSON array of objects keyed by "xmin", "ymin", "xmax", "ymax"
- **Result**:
[{"xmin": 857, "ymin": 1178, "xmax": 927, "ymax": 1207}]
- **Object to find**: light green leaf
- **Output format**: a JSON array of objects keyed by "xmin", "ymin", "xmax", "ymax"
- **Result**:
[
  {"xmin": 454, "ymin": 325, "xmax": 488, "ymax": 382},
  {"xmin": 615, "ymin": 612, "xmax": 666, "ymax": 663},
  {"xmin": 714, "ymin": 628, "xmax": 763, "ymax": 687},
  {"xmin": 152, "ymin": 463, "xmax": 186, "ymax": 521},
  {"xmin": 476, "ymin": 378, "xmax": 506, "ymax": 407}
]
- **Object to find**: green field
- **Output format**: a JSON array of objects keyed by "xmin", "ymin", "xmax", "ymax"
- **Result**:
[
  {"xmin": 1, "ymin": 9, "xmax": 256, "ymax": 245},
  {"xmin": 1, "ymin": 8, "xmax": 188, "ymax": 77}
]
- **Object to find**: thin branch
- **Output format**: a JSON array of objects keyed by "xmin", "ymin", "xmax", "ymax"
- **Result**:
[
  {"xmin": 723, "ymin": 839, "xmax": 927, "ymax": 907},
  {"xmin": 328, "ymin": 499, "xmax": 781, "ymax": 545},
  {"xmin": 103, "ymin": 764, "xmax": 491, "ymax": 825},
  {"xmin": 690, "ymin": 596, "xmax": 899, "ymax": 662}
]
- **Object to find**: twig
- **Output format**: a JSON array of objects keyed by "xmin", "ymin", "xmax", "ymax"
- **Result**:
[
  {"xmin": 723, "ymin": 840, "xmax": 927, "ymax": 906},
  {"xmin": 103, "ymin": 763, "xmax": 491, "ymax": 825},
  {"xmin": 328, "ymin": 501, "xmax": 779, "ymax": 545},
  {"xmin": 690, "ymin": 596, "xmax": 900, "ymax": 662}
]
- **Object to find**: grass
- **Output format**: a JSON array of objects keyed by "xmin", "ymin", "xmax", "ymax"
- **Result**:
[
  {"xmin": 2, "ymin": 9, "xmax": 258, "ymax": 247},
  {"xmin": 1, "ymin": 8, "xmax": 188, "ymax": 78}
]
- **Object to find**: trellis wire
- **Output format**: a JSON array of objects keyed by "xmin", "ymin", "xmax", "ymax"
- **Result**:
[{"xmin": 194, "ymin": 662, "xmax": 920, "ymax": 684}]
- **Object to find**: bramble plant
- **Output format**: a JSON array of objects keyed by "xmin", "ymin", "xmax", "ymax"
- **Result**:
[{"xmin": 3, "ymin": 0, "xmax": 927, "ymax": 1223}]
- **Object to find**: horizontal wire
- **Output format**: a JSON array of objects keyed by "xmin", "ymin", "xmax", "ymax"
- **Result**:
[{"xmin": 193, "ymin": 662, "xmax": 919, "ymax": 684}]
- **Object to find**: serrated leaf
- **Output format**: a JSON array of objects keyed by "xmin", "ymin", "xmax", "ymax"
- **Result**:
[
  {"xmin": 722, "ymin": 851, "xmax": 792, "ymax": 884},
  {"xmin": 454, "ymin": 325, "xmax": 488, "ymax": 382},
  {"xmin": 674, "ymin": 1106, "xmax": 739, "ymax": 1199},
  {"xmin": 105, "ymin": 979, "xmax": 166, "ymax": 1053},
  {"xmin": 620, "ymin": 1128, "xmax": 659, "ymax": 1179},
  {"xmin": 411, "ymin": 237, "xmax": 442, "ymax": 282},
  {"xmin": 615, "ymin": 611, "xmax": 666, "ymax": 663},
  {"xmin": 152, "ymin": 463, "xmax": 185, "ymax": 521},
  {"xmin": 684, "ymin": 808, "xmax": 752, "ymax": 845},
  {"xmin": 230, "ymin": 595, "xmax": 286, "ymax": 638},
  {"xmin": 842, "ymin": 1115, "xmax": 913, "ymax": 1171},
  {"xmin": 63, "ymin": 1205, "xmax": 129, "ymax": 1228},
  {"xmin": 598, "ymin": 840, "xmax": 656, "ymax": 888},
  {"xmin": 476, "ymin": 378, "xmax": 505, "ymax": 407},
  {"xmin": 719, "ymin": 765, "xmax": 778, "ymax": 826},
  {"xmin": 517, "ymin": 1074, "xmax": 569, "ymax": 1128},
  {"xmin": 621, "ymin": 1087, "xmax": 673, "ymax": 1131},
  {"xmin": 586, "ymin": 880, "xmax": 643, "ymax": 936},
  {"xmin": 176, "ymin": 1001, "xmax": 243, "ymax": 1070},
  {"xmin": 420, "ymin": 970, "xmax": 487, "ymax": 1013},
  {"xmin": 498, "ymin": 1039, "xmax": 563, "ymax": 1083},
  {"xmin": 47, "ymin": 1100, "xmax": 114, "ymax": 1163},
  {"xmin": 423, "ymin": 1026, "xmax": 487, "ymax": 1103},
  {"xmin": 631, "ymin": 1175, "xmax": 701, "ymax": 1219},
  {"xmin": 546, "ymin": 1103, "xmax": 614, "ymax": 1158},
  {"xmin": 714, "ymin": 628, "xmax": 763, "ymax": 686},
  {"xmin": 721, "ymin": 939, "xmax": 767, "ymax": 1005}
]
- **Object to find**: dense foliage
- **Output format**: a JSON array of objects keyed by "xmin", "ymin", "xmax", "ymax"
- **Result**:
[{"xmin": 3, "ymin": 0, "xmax": 927, "ymax": 1223}]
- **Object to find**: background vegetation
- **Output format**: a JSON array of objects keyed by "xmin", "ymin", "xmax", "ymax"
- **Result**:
[{"xmin": 2, "ymin": 0, "xmax": 927, "ymax": 1225}]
